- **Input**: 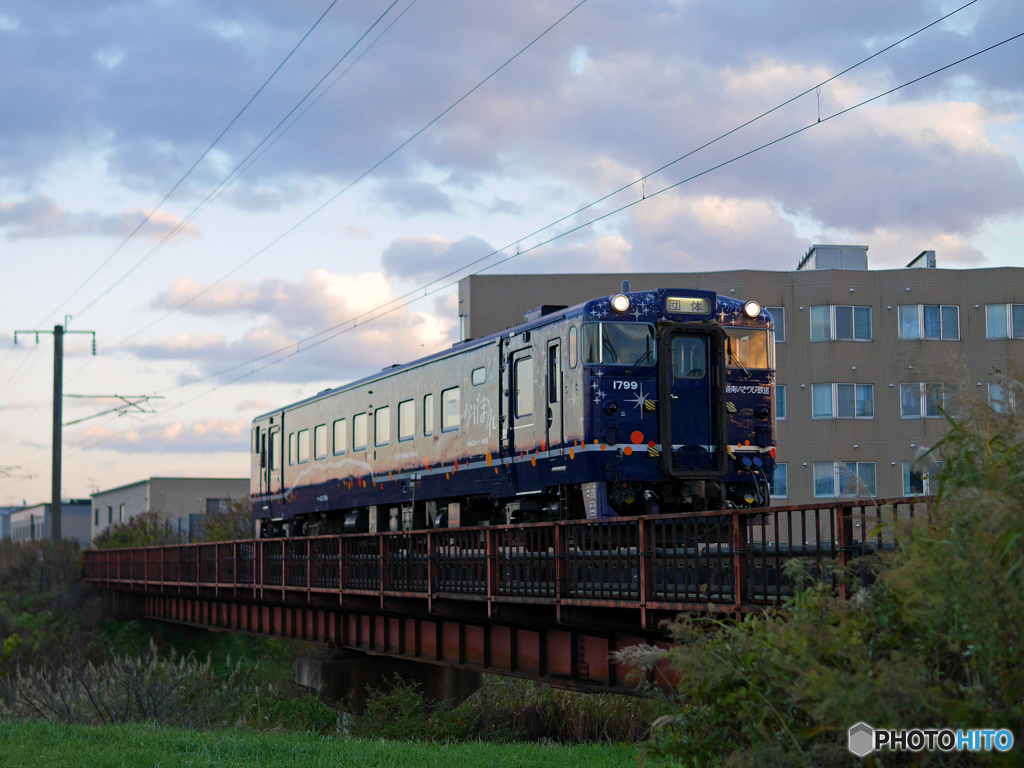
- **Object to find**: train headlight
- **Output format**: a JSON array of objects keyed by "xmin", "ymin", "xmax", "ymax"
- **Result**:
[
  {"xmin": 611, "ymin": 294, "xmax": 630, "ymax": 313},
  {"xmin": 743, "ymin": 300, "xmax": 760, "ymax": 318}
]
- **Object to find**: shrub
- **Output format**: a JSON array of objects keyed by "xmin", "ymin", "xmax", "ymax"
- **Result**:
[
  {"xmin": 0, "ymin": 538, "xmax": 82, "ymax": 594},
  {"xmin": 92, "ymin": 510, "xmax": 177, "ymax": 549},
  {"xmin": 625, "ymin": 379, "xmax": 1024, "ymax": 767},
  {"xmin": 346, "ymin": 674, "xmax": 659, "ymax": 744},
  {"xmin": 0, "ymin": 640, "xmax": 338, "ymax": 733}
]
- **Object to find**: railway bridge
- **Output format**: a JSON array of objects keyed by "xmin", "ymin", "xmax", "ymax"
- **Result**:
[{"xmin": 84, "ymin": 497, "xmax": 925, "ymax": 697}]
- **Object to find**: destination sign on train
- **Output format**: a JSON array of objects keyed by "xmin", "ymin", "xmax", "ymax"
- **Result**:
[{"xmin": 666, "ymin": 296, "xmax": 711, "ymax": 314}]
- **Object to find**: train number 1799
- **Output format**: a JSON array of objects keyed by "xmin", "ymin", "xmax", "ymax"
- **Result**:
[{"xmin": 611, "ymin": 380, "xmax": 638, "ymax": 390}]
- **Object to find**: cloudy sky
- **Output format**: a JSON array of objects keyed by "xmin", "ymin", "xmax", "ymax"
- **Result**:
[{"xmin": 1, "ymin": 0, "xmax": 1022, "ymax": 505}]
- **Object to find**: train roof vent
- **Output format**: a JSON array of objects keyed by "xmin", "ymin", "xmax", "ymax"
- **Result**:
[
  {"xmin": 523, "ymin": 305, "xmax": 568, "ymax": 324},
  {"xmin": 382, "ymin": 363, "xmax": 402, "ymax": 371}
]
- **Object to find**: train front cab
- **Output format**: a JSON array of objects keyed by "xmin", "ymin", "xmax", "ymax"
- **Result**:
[{"xmin": 655, "ymin": 292, "xmax": 775, "ymax": 510}]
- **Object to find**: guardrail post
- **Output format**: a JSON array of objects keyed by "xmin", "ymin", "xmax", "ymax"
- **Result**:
[
  {"xmin": 836, "ymin": 505, "xmax": 853, "ymax": 601},
  {"xmin": 380, "ymin": 533, "xmax": 389, "ymax": 610},
  {"xmin": 554, "ymin": 523, "xmax": 566, "ymax": 622},
  {"xmin": 486, "ymin": 527, "xmax": 497, "ymax": 618},
  {"xmin": 306, "ymin": 538, "xmax": 312, "ymax": 597},
  {"xmin": 427, "ymin": 530, "xmax": 437, "ymax": 613},
  {"xmin": 338, "ymin": 536, "xmax": 346, "ymax": 599},
  {"xmin": 638, "ymin": 518, "xmax": 653, "ymax": 629},
  {"xmin": 732, "ymin": 510, "xmax": 748, "ymax": 611}
]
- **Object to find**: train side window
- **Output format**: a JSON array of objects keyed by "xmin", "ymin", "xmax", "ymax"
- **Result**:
[
  {"xmin": 271, "ymin": 430, "xmax": 281, "ymax": 471},
  {"xmin": 253, "ymin": 426, "xmax": 259, "ymax": 453},
  {"xmin": 672, "ymin": 337, "xmax": 706, "ymax": 378},
  {"xmin": 548, "ymin": 345, "xmax": 560, "ymax": 403},
  {"xmin": 472, "ymin": 367, "xmax": 486, "ymax": 386},
  {"xmin": 297, "ymin": 429, "xmax": 310, "ymax": 463},
  {"xmin": 423, "ymin": 394, "xmax": 435, "ymax": 435},
  {"xmin": 314, "ymin": 424, "xmax": 327, "ymax": 459},
  {"xmin": 581, "ymin": 324, "xmax": 600, "ymax": 364},
  {"xmin": 333, "ymin": 418, "xmax": 347, "ymax": 455},
  {"xmin": 375, "ymin": 407, "xmax": 390, "ymax": 446},
  {"xmin": 515, "ymin": 356, "xmax": 534, "ymax": 417},
  {"xmin": 288, "ymin": 432, "xmax": 296, "ymax": 466},
  {"xmin": 354, "ymin": 413, "xmax": 368, "ymax": 450},
  {"xmin": 261, "ymin": 434, "xmax": 266, "ymax": 468},
  {"xmin": 399, "ymin": 400, "xmax": 414, "ymax": 441},
  {"xmin": 442, "ymin": 387, "xmax": 460, "ymax": 431},
  {"xmin": 568, "ymin": 326, "xmax": 578, "ymax": 368}
]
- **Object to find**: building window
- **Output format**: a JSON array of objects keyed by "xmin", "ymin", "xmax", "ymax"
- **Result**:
[
  {"xmin": 398, "ymin": 399, "xmax": 415, "ymax": 441},
  {"xmin": 770, "ymin": 463, "xmax": 788, "ymax": 498},
  {"xmin": 354, "ymin": 413, "xmax": 368, "ymax": 450},
  {"xmin": 119, "ymin": 503, "xmax": 125, "ymax": 523},
  {"xmin": 988, "ymin": 382, "xmax": 1015, "ymax": 414},
  {"xmin": 810, "ymin": 305, "xmax": 871, "ymax": 342},
  {"xmin": 423, "ymin": 395, "xmax": 434, "ymax": 436},
  {"xmin": 206, "ymin": 498, "xmax": 229, "ymax": 514},
  {"xmin": 766, "ymin": 307, "xmax": 785, "ymax": 342},
  {"xmin": 297, "ymin": 429, "xmax": 310, "ymax": 463},
  {"xmin": 903, "ymin": 460, "xmax": 943, "ymax": 496},
  {"xmin": 472, "ymin": 367, "xmax": 486, "ymax": 386},
  {"xmin": 94, "ymin": 507, "xmax": 99, "ymax": 526},
  {"xmin": 811, "ymin": 383, "xmax": 873, "ymax": 419},
  {"xmin": 314, "ymin": 424, "xmax": 327, "ymax": 459},
  {"xmin": 108, "ymin": 506, "xmax": 113, "ymax": 524},
  {"xmin": 900, "ymin": 383, "xmax": 958, "ymax": 418},
  {"xmin": 776, "ymin": 384, "xmax": 786, "ymax": 421},
  {"xmin": 814, "ymin": 461, "xmax": 877, "ymax": 498},
  {"xmin": 333, "ymin": 418, "xmax": 346, "ymax": 455},
  {"xmin": 986, "ymin": 304, "xmax": 1024, "ymax": 339},
  {"xmin": 374, "ymin": 407, "xmax": 390, "ymax": 446},
  {"xmin": 442, "ymin": 387, "xmax": 460, "ymax": 432},
  {"xmin": 288, "ymin": 432, "xmax": 296, "ymax": 466},
  {"xmin": 898, "ymin": 304, "xmax": 960, "ymax": 340}
]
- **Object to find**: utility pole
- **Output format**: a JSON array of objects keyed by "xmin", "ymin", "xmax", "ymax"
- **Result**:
[{"xmin": 14, "ymin": 319, "xmax": 95, "ymax": 545}]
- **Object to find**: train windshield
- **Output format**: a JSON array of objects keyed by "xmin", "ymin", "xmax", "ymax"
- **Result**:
[
  {"xmin": 582, "ymin": 322, "xmax": 657, "ymax": 366},
  {"xmin": 724, "ymin": 327, "xmax": 774, "ymax": 370}
]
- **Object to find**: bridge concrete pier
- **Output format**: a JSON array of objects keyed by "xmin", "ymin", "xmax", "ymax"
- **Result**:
[{"xmin": 296, "ymin": 650, "xmax": 482, "ymax": 712}]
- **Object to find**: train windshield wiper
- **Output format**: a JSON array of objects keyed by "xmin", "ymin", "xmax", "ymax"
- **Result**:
[
  {"xmin": 727, "ymin": 337, "xmax": 751, "ymax": 378},
  {"xmin": 624, "ymin": 345, "xmax": 653, "ymax": 375}
]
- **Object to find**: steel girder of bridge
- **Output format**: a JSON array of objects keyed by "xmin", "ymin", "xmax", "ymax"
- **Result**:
[{"xmin": 84, "ymin": 498, "xmax": 927, "ymax": 694}]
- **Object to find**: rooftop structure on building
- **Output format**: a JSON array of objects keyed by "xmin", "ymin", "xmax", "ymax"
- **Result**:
[{"xmin": 457, "ymin": 247, "xmax": 1024, "ymax": 506}]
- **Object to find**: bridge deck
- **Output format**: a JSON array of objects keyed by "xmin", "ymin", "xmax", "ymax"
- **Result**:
[{"xmin": 84, "ymin": 498, "xmax": 926, "ymax": 693}]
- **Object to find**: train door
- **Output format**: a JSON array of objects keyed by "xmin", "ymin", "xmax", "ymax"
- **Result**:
[
  {"xmin": 545, "ymin": 340, "xmax": 563, "ymax": 462},
  {"xmin": 509, "ymin": 348, "xmax": 536, "ymax": 461},
  {"xmin": 659, "ymin": 329, "xmax": 724, "ymax": 476},
  {"xmin": 267, "ymin": 425, "xmax": 282, "ymax": 494}
]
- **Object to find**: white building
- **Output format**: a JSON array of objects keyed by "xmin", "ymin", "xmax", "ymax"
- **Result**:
[
  {"xmin": 7, "ymin": 500, "xmax": 93, "ymax": 547},
  {"xmin": 91, "ymin": 477, "xmax": 249, "ymax": 542}
]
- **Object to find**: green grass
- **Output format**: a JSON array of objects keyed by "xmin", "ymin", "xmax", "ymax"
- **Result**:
[{"xmin": 0, "ymin": 720, "xmax": 638, "ymax": 768}]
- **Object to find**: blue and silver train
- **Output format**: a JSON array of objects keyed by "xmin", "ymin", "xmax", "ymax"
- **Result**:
[{"xmin": 250, "ymin": 286, "xmax": 777, "ymax": 536}]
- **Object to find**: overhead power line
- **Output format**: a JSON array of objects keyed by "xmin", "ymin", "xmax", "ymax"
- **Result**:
[
  {"xmin": 100, "ymin": 0, "xmax": 590, "ymax": 351},
  {"xmin": 35, "ymin": 0, "xmax": 344, "ymax": 329},
  {"xmin": 47, "ymin": 24, "xmax": 1023, "ymax": 465},
  {"xmin": 71, "ymin": 0, "xmax": 408, "ymax": 320},
  {"xmin": 139, "ymin": 0, "xmax": 987, "ymax": 396},
  {"xmin": 2, "ymin": 16, "xmax": 1016, "ymax": 481}
]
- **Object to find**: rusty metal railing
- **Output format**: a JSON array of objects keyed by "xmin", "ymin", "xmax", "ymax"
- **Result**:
[{"xmin": 82, "ymin": 497, "xmax": 929, "ymax": 613}]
